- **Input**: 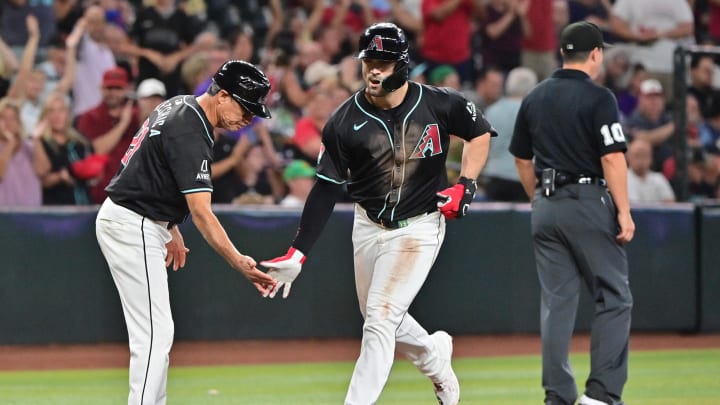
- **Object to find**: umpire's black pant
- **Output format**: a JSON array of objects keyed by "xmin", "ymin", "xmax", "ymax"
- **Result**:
[{"xmin": 531, "ymin": 184, "xmax": 633, "ymax": 405}]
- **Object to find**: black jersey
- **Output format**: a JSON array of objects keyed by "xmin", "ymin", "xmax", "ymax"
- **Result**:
[
  {"xmin": 317, "ymin": 82, "xmax": 496, "ymax": 222},
  {"xmin": 510, "ymin": 69, "xmax": 627, "ymax": 177},
  {"xmin": 106, "ymin": 95, "xmax": 214, "ymax": 224}
]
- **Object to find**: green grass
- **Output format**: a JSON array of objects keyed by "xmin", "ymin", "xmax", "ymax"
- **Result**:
[{"xmin": 0, "ymin": 349, "xmax": 718, "ymax": 404}]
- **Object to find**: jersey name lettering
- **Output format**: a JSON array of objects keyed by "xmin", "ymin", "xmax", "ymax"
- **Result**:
[
  {"xmin": 152, "ymin": 101, "xmax": 174, "ymax": 128},
  {"xmin": 410, "ymin": 124, "xmax": 442, "ymax": 159},
  {"xmin": 121, "ymin": 119, "xmax": 150, "ymax": 166}
]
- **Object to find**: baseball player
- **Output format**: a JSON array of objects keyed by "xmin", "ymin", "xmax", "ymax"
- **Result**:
[
  {"xmin": 95, "ymin": 60, "xmax": 277, "ymax": 405},
  {"xmin": 261, "ymin": 23, "xmax": 496, "ymax": 405},
  {"xmin": 510, "ymin": 22, "xmax": 635, "ymax": 405}
]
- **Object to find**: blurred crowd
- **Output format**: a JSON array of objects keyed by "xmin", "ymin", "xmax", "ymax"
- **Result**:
[{"xmin": 0, "ymin": 0, "xmax": 719, "ymax": 208}]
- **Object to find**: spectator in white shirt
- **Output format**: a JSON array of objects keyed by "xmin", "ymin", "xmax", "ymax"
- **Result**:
[{"xmin": 626, "ymin": 139, "xmax": 676, "ymax": 203}]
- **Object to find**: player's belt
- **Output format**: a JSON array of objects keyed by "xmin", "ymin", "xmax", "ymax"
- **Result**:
[{"xmin": 368, "ymin": 209, "xmax": 436, "ymax": 230}]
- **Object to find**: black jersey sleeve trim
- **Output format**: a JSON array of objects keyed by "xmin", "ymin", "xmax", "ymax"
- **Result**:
[{"xmin": 291, "ymin": 178, "xmax": 343, "ymax": 255}]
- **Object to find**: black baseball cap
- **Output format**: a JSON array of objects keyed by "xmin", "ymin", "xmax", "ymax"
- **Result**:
[{"xmin": 560, "ymin": 22, "xmax": 610, "ymax": 52}]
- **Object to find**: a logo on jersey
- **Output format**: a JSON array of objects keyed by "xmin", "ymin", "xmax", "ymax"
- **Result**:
[
  {"xmin": 368, "ymin": 35, "xmax": 384, "ymax": 51},
  {"xmin": 410, "ymin": 124, "xmax": 442, "ymax": 159},
  {"xmin": 353, "ymin": 121, "xmax": 368, "ymax": 131},
  {"xmin": 466, "ymin": 101, "xmax": 477, "ymax": 122},
  {"xmin": 196, "ymin": 159, "xmax": 210, "ymax": 181},
  {"xmin": 121, "ymin": 119, "xmax": 150, "ymax": 166}
]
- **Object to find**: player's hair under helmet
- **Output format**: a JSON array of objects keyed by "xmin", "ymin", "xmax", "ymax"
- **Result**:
[
  {"xmin": 358, "ymin": 22, "xmax": 409, "ymax": 92},
  {"xmin": 213, "ymin": 60, "xmax": 272, "ymax": 118}
]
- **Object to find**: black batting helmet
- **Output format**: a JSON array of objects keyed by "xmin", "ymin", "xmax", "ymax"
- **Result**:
[
  {"xmin": 213, "ymin": 60, "xmax": 272, "ymax": 119},
  {"xmin": 358, "ymin": 22, "xmax": 410, "ymax": 92}
]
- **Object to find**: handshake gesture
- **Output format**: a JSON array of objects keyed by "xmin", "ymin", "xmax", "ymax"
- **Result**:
[
  {"xmin": 436, "ymin": 176, "xmax": 477, "ymax": 219},
  {"xmin": 260, "ymin": 247, "xmax": 306, "ymax": 299}
]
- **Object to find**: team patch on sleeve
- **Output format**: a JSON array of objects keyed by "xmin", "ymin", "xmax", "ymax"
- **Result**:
[
  {"xmin": 466, "ymin": 101, "xmax": 477, "ymax": 121},
  {"xmin": 195, "ymin": 159, "xmax": 210, "ymax": 181}
]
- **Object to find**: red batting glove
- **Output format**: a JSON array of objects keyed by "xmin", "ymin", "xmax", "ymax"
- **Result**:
[
  {"xmin": 259, "ymin": 247, "xmax": 306, "ymax": 299},
  {"xmin": 437, "ymin": 184, "xmax": 464, "ymax": 219},
  {"xmin": 436, "ymin": 177, "xmax": 477, "ymax": 219}
]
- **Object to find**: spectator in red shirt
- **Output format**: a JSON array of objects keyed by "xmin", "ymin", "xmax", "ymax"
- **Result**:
[
  {"xmin": 421, "ymin": 0, "xmax": 484, "ymax": 85},
  {"xmin": 75, "ymin": 67, "xmax": 140, "ymax": 204},
  {"xmin": 479, "ymin": 0, "xmax": 530, "ymax": 74},
  {"xmin": 709, "ymin": 1, "xmax": 720, "ymax": 44},
  {"xmin": 290, "ymin": 73, "xmax": 342, "ymax": 165},
  {"xmin": 521, "ymin": 0, "xmax": 558, "ymax": 81}
]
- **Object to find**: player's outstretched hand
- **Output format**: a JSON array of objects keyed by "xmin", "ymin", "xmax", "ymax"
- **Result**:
[
  {"xmin": 436, "ymin": 176, "xmax": 477, "ymax": 219},
  {"xmin": 260, "ymin": 247, "xmax": 306, "ymax": 299},
  {"xmin": 234, "ymin": 254, "xmax": 277, "ymax": 294}
]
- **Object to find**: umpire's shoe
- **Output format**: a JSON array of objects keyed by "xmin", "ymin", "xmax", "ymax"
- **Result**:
[
  {"xmin": 579, "ymin": 394, "xmax": 625, "ymax": 405},
  {"xmin": 430, "ymin": 331, "xmax": 460, "ymax": 405}
]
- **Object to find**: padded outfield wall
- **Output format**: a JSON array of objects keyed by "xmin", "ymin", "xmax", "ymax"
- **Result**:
[{"xmin": 0, "ymin": 203, "xmax": 710, "ymax": 344}]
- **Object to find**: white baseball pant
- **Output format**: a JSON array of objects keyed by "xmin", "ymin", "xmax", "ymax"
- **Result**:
[
  {"xmin": 96, "ymin": 198, "xmax": 174, "ymax": 405},
  {"xmin": 345, "ymin": 205, "xmax": 447, "ymax": 405}
]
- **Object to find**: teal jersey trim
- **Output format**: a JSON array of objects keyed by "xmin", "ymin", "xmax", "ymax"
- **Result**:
[{"xmin": 183, "ymin": 96, "xmax": 214, "ymax": 146}]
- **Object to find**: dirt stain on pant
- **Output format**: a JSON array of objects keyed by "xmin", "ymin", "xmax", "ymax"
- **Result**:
[{"xmin": 381, "ymin": 237, "xmax": 420, "ymax": 318}]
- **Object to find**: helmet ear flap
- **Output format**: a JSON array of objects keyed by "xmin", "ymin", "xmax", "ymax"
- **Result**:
[{"xmin": 381, "ymin": 55, "xmax": 409, "ymax": 92}]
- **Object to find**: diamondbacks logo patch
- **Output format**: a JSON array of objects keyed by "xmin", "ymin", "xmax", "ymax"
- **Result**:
[
  {"xmin": 410, "ymin": 124, "xmax": 442, "ymax": 159},
  {"xmin": 368, "ymin": 35, "xmax": 384, "ymax": 51}
]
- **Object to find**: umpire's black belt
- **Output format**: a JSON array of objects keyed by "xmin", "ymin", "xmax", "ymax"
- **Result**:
[
  {"xmin": 555, "ymin": 173, "xmax": 606, "ymax": 187},
  {"xmin": 537, "ymin": 173, "xmax": 607, "ymax": 188}
]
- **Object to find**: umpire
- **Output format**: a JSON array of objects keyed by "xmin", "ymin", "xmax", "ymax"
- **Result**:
[{"xmin": 510, "ymin": 22, "xmax": 635, "ymax": 405}]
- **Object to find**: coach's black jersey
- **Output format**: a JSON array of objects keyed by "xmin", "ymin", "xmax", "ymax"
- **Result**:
[
  {"xmin": 510, "ymin": 69, "xmax": 627, "ymax": 177},
  {"xmin": 106, "ymin": 95, "xmax": 214, "ymax": 224},
  {"xmin": 318, "ymin": 82, "xmax": 496, "ymax": 222}
]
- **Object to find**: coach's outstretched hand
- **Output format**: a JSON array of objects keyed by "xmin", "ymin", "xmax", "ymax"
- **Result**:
[
  {"xmin": 232, "ymin": 254, "xmax": 276, "ymax": 294},
  {"xmin": 437, "ymin": 176, "xmax": 477, "ymax": 219},
  {"xmin": 260, "ymin": 247, "xmax": 306, "ymax": 299}
]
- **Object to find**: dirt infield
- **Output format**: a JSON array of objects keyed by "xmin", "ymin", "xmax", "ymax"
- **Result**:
[{"xmin": 0, "ymin": 333, "xmax": 718, "ymax": 371}]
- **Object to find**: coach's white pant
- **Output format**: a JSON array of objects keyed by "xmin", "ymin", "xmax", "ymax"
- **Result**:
[
  {"xmin": 96, "ymin": 198, "xmax": 174, "ymax": 405},
  {"xmin": 345, "ymin": 205, "xmax": 447, "ymax": 405}
]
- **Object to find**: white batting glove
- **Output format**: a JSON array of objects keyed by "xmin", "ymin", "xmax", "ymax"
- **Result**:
[{"xmin": 260, "ymin": 247, "xmax": 305, "ymax": 299}]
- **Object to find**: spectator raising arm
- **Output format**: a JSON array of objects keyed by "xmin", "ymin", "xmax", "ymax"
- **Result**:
[
  {"xmin": 54, "ymin": 17, "xmax": 85, "ymax": 96},
  {"xmin": 86, "ymin": 100, "xmax": 135, "ymax": 155},
  {"xmin": 388, "ymin": 0, "xmax": 422, "ymax": 34},
  {"xmin": 428, "ymin": 0, "xmax": 464, "ymax": 20},
  {"xmin": 211, "ymin": 135, "xmax": 248, "ymax": 179},
  {"xmin": 631, "ymin": 121, "xmax": 675, "ymax": 146},
  {"xmin": 0, "ymin": 36, "xmax": 19, "ymax": 77},
  {"xmin": 6, "ymin": 15, "xmax": 40, "ymax": 100}
]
